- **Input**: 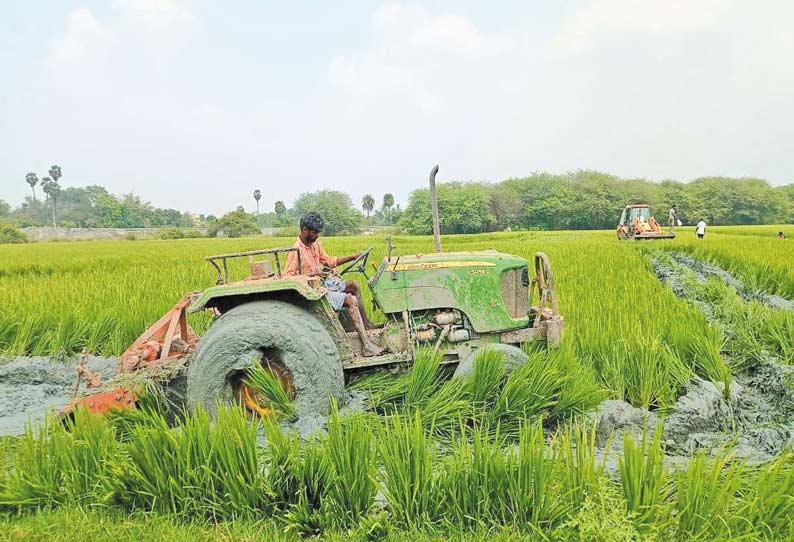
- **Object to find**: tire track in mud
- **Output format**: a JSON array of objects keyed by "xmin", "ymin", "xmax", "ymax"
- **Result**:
[
  {"xmin": 592, "ymin": 251, "xmax": 794, "ymax": 472},
  {"xmin": 636, "ymin": 252, "xmax": 793, "ymax": 461},
  {"xmin": 663, "ymin": 252, "xmax": 794, "ymax": 312},
  {"xmin": 0, "ymin": 356, "xmax": 117, "ymax": 436}
]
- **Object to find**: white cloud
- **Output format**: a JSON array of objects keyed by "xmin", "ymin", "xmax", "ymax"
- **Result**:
[
  {"xmin": 558, "ymin": 0, "xmax": 730, "ymax": 52},
  {"xmin": 114, "ymin": 0, "xmax": 196, "ymax": 32},
  {"xmin": 49, "ymin": 0, "xmax": 194, "ymax": 65},
  {"xmin": 50, "ymin": 9, "xmax": 113, "ymax": 63},
  {"xmin": 410, "ymin": 14, "xmax": 508, "ymax": 57},
  {"xmin": 329, "ymin": 3, "xmax": 510, "ymax": 112}
]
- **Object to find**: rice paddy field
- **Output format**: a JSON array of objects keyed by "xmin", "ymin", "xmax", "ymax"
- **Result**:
[{"xmin": 1, "ymin": 225, "xmax": 794, "ymax": 541}]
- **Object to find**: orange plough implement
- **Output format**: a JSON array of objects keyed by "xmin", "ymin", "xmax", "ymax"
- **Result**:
[{"xmin": 60, "ymin": 294, "xmax": 199, "ymax": 418}]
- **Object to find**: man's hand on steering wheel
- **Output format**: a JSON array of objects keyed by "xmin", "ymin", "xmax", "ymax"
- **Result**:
[{"xmin": 340, "ymin": 246, "xmax": 373, "ymax": 276}]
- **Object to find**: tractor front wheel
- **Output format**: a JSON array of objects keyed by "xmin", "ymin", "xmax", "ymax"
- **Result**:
[
  {"xmin": 186, "ymin": 299, "xmax": 344, "ymax": 418},
  {"xmin": 452, "ymin": 343, "xmax": 529, "ymax": 379}
]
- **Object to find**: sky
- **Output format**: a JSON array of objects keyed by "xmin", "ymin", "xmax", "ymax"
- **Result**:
[{"xmin": 1, "ymin": 0, "xmax": 793, "ymax": 216}]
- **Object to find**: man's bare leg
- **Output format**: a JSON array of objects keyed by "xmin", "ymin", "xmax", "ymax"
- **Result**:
[
  {"xmin": 344, "ymin": 294, "xmax": 384, "ymax": 357},
  {"xmin": 345, "ymin": 280, "xmax": 381, "ymax": 329}
]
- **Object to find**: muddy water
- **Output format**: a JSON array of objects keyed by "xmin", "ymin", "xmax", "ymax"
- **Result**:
[{"xmin": 0, "ymin": 356, "xmax": 117, "ymax": 436}]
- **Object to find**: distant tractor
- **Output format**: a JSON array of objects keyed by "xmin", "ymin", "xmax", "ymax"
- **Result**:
[
  {"xmin": 616, "ymin": 204, "xmax": 674, "ymax": 240},
  {"xmin": 63, "ymin": 167, "xmax": 564, "ymax": 420}
]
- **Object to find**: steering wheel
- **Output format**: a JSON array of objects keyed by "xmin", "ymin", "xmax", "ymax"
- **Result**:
[{"xmin": 340, "ymin": 246, "xmax": 373, "ymax": 277}]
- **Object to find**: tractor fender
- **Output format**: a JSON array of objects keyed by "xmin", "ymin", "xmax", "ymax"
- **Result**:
[{"xmin": 188, "ymin": 276, "xmax": 325, "ymax": 314}]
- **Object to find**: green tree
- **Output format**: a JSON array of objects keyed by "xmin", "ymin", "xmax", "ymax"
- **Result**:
[
  {"xmin": 25, "ymin": 172, "xmax": 39, "ymax": 201},
  {"xmin": 49, "ymin": 165, "xmax": 62, "ymax": 185},
  {"xmin": 401, "ymin": 182, "xmax": 494, "ymax": 234},
  {"xmin": 293, "ymin": 190, "xmax": 362, "ymax": 235},
  {"xmin": 0, "ymin": 223, "xmax": 27, "ymax": 244},
  {"xmin": 40, "ymin": 176, "xmax": 61, "ymax": 227},
  {"xmin": 362, "ymin": 194, "xmax": 375, "ymax": 219},
  {"xmin": 382, "ymin": 193, "xmax": 395, "ymax": 224},
  {"xmin": 208, "ymin": 206, "xmax": 260, "ymax": 238},
  {"xmin": 274, "ymin": 200, "xmax": 287, "ymax": 217},
  {"xmin": 253, "ymin": 189, "xmax": 261, "ymax": 214}
]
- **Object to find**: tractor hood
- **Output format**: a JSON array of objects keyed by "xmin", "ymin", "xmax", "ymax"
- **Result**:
[{"xmin": 372, "ymin": 250, "xmax": 530, "ymax": 333}]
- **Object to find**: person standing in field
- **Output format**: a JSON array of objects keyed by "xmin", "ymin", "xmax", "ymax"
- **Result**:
[
  {"xmin": 779, "ymin": 231, "xmax": 786, "ymax": 239},
  {"xmin": 668, "ymin": 204, "xmax": 677, "ymax": 234},
  {"xmin": 696, "ymin": 219, "xmax": 707, "ymax": 239}
]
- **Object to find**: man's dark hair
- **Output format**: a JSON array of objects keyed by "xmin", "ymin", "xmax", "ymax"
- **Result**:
[{"xmin": 300, "ymin": 212, "xmax": 324, "ymax": 232}]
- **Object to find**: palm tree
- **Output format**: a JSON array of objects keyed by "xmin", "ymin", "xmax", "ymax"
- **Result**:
[
  {"xmin": 274, "ymin": 200, "xmax": 287, "ymax": 217},
  {"xmin": 40, "ymin": 177, "xmax": 61, "ymax": 228},
  {"xmin": 48, "ymin": 165, "xmax": 63, "ymax": 228},
  {"xmin": 382, "ymin": 193, "xmax": 394, "ymax": 224},
  {"xmin": 362, "ymin": 194, "xmax": 375, "ymax": 218},
  {"xmin": 49, "ymin": 165, "xmax": 62, "ymax": 184},
  {"xmin": 253, "ymin": 189, "xmax": 262, "ymax": 214},
  {"xmin": 25, "ymin": 172, "xmax": 39, "ymax": 201},
  {"xmin": 41, "ymin": 177, "xmax": 53, "ymax": 226}
]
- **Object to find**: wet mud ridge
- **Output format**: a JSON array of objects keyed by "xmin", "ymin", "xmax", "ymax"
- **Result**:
[
  {"xmin": 663, "ymin": 252, "xmax": 794, "ymax": 312},
  {"xmin": 600, "ymin": 251, "xmax": 794, "ymax": 466},
  {"xmin": 0, "ymin": 356, "xmax": 117, "ymax": 436}
]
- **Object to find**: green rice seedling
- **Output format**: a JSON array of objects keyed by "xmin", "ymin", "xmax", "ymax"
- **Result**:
[
  {"xmin": 404, "ymin": 349, "xmax": 444, "ymax": 406},
  {"xmin": 206, "ymin": 404, "xmax": 265, "ymax": 518},
  {"xmin": 543, "ymin": 343, "xmax": 606, "ymax": 421},
  {"xmin": 437, "ymin": 424, "xmax": 509, "ymax": 529},
  {"xmin": 737, "ymin": 451, "xmax": 794, "ymax": 539},
  {"xmin": 686, "ymin": 325, "xmax": 732, "ymax": 398},
  {"xmin": 504, "ymin": 420, "xmax": 567, "ymax": 531},
  {"xmin": 0, "ymin": 409, "xmax": 122, "ymax": 509},
  {"xmin": 761, "ymin": 310, "xmax": 794, "ymax": 364},
  {"xmin": 674, "ymin": 445, "xmax": 744, "ymax": 540},
  {"xmin": 558, "ymin": 421, "xmax": 607, "ymax": 511},
  {"xmin": 262, "ymin": 416, "xmax": 303, "ymax": 510},
  {"xmin": 359, "ymin": 348, "xmax": 470, "ymax": 436},
  {"xmin": 595, "ymin": 338, "xmax": 690, "ymax": 409},
  {"xmin": 484, "ymin": 349, "xmax": 564, "ymax": 436},
  {"xmin": 618, "ymin": 426, "xmax": 669, "ymax": 530},
  {"xmin": 559, "ymin": 478, "xmax": 643, "ymax": 542},
  {"xmin": 121, "ymin": 404, "xmax": 266, "ymax": 519},
  {"xmin": 466, "ymin": 347, "xmax": 506, "ymax": 408},
  {"xmin": 281, "ymin": 437, "xmax": 330, "ymax": 536},
  {"xmin": 375, "ymin": 411, "xmax": 437, "ymax": 527},
  {"xmin": 244, "ymin": 359, "xmax": 298, "ymax": 421},
  {"xmin": 323, "ymin": 405, "xmax": 376, "ymax": 528},
  {"xmin": 106, "ymin": 391, "xmax": 168, "ymax": 442},
  {"xmin": 349, "ymin": 370, "xmax": 406, "ymax": 412}
]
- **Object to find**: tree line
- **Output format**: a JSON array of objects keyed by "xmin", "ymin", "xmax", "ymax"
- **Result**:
[
  {"xmin": 3, "ymin": 168, "xmax": 792, "ymax": 237},
  {"xmin": 400, "ymin": 171, "xmax": 794, "ymax": 234},
  {"xmin": 7, "ymin": 166, "xmax": 199, "ymax": 229}
]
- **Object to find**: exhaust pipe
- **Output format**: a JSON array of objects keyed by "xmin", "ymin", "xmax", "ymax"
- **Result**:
[{"xmin": 429, "ymin": 164, "xmax": 441, "ymax": 252}]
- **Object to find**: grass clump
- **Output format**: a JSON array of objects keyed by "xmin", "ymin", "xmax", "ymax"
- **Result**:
[
  {"xmin": 244, "ymin": 360, "xmax": 298, "ymax": 421},
  {"xmin": 618, "ymin": 426, "xmax": 669, "ymax": 531}
]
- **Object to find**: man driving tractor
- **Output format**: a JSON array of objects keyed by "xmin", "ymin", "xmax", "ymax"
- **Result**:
[{"xmin": 284, "ymin": 212, "xmax": 385, "ymax": 357}]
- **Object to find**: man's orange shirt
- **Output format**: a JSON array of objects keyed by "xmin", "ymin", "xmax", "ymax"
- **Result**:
[{"xmin": 284, "ymin": 239, "xmax": 338, "ymax": 276}]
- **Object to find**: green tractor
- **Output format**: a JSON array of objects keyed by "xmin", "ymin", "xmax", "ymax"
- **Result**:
[
  {"xmin": 183, "ymin": 239, "xmax": 563, "ymax": 417},
  {"xmin": 63, "ymin": 239, "xmax": 563, "ymax": 420},
  {"xmin": 63, "ymin": 168, "xmax": 564, "ymax": 420}
]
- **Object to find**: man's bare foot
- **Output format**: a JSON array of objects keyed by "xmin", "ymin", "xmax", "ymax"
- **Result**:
[{"xmin": 362, "ymin": 343, "xmax": 386, "ymax": 357}]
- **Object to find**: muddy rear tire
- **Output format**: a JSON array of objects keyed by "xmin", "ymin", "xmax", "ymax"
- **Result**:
[
  {"xmin": 187, "ymin": 300, "xmax": 344, "ymax": 418},
  {"xmin": 452, "ymin": 343, "xmax": 529, "ymax": 379}
]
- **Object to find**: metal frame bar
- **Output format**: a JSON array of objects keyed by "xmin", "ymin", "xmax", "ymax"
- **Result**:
[{"xmin": 205, "ymin": 247, "xmax": 300, "ymax": 284}]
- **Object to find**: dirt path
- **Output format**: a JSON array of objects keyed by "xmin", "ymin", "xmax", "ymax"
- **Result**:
[{"xmin": 0, "ymin": 356, "xmax": 117, "ymax": 436}]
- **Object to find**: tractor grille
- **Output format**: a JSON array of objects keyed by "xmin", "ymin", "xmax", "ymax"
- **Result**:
[{"xmin": 501, "ymin": 267, "xmax": 529, "ymax": 318}]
